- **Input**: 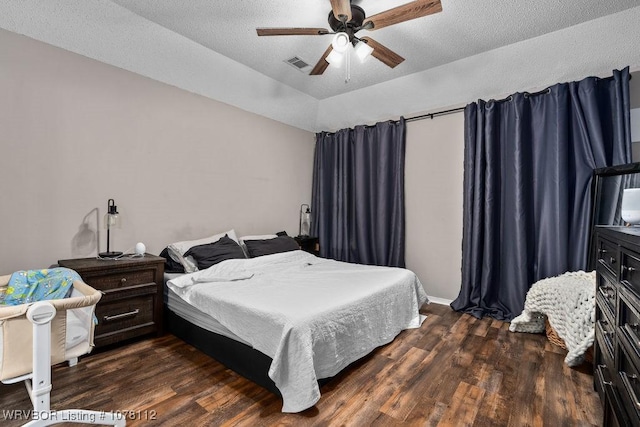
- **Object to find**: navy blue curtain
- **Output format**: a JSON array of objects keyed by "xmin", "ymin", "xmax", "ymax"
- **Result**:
[
  {"xmin": 451, "ymin": 68, "xmax": 632, "ymax": 321},
  {"xmin": 311, "ymin": 118, "xmax": 406, "ymax": 267}
]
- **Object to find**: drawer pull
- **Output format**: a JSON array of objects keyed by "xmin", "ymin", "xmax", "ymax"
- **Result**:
[
  {"xmin": 620, "ymin": 371, "xmax": 640, "ymax": 410},
  {"xmin": 624, "ymin": 323, "xmax": 640, "ymax": 345},
  {"xmin": 103, "ymin": 309, "xmax": 140, "ymax": 322},
  {"xmin": 598, "ymin": 286, "xmax": 613, "ymax": 299},
  {"xmin": 610, "ymin": 257, "xmax": 617, "ymax": 265},
  {"xmin": 120, "ymin": 277, "xmax": 127, "ymax": 284},
  {"xmin": 623, "ymin": 265, "xmax": 636, "ymax": 273},
  {"xmin": 599, "ymin": 248, "xmax": 607, "ymax": 255},
  {"xmin": 597, "ymin": 364, "xmax": 612, "ymax": 386}
]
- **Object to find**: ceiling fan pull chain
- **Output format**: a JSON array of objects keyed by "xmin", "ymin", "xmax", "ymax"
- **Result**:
[{"xmin": 345, "ymin": 48, "xmax": 351, "ymax": 84}]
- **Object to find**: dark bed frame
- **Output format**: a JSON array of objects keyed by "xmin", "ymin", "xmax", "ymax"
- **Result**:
[
  {"xmin": 165, "ymin": 308, "xmax": 281, "ymax": 395},
  {"xmin": 165, "ymin": 307, "xmax": 332, "ymax": 397}
]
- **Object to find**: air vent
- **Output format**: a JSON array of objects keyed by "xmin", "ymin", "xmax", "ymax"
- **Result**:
[{"xmin": 284, "ymin": 56, "xmax": 311, "ymax": 72}]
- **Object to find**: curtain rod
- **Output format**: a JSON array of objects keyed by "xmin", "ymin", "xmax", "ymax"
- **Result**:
[
  {"xmin": 405, "ymin": 106, "xmax": 465, "ymax": 122},
  {"xmin": 405, "ymin": 71, "xmax": 633, "ymax": 124},
  {"xmin": 323, "ymin": 71, "xmax": 632, "ymax": 132},
  {"xmin": 321, "ymin": 106, "xmax": 466, "ymax": 134}
]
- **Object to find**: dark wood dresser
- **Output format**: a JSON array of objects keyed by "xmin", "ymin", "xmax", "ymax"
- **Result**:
[
  {"xmin": 594, "ymin": 226, "xmax": 640, "ymax": 426},
  {"xmin": 58, "ymin": 254, "xmax": 164, "ymax": 348}
]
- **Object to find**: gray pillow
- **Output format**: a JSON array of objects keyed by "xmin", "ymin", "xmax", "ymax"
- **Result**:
[
  {"xmin": 183, "ymin": 235, "xmax": 246, "ymax": 269},
  {"xmin": 245, "ymin": 236, "xmax": 300, "ymax": 258}
]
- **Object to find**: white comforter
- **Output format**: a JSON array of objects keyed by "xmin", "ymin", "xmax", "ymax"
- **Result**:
[{"xmin": 167, "ymin": 250, "xmax": 428, "ymax": 412}]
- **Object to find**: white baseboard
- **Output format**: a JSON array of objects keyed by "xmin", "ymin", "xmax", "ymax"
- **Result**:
[{"xmin": 427, "ymin": 296, "xmax": 453, "ymax": 306}]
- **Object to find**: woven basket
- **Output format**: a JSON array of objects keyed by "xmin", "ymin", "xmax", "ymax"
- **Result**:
[{"xmin": 545, "ymin": 319, "xmax": 593, "ymax": 364}]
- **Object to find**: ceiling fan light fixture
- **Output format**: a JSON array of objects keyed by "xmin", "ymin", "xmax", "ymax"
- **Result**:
[
  {"xmin": 326, "ymin": 50, "xmax": 344, "ymax": 68},
  {"xmin": 354, "ymin": 40, "xmax": 374, "ymax": 62},
  {"xmin": 256, "ymin": 0, "xmax": 443, "ymax": 77},
  {"xmin": 331, "ymin": 32, "xmax": 350, "ymax": 53}
]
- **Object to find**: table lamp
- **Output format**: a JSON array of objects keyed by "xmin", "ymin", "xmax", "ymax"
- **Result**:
[
  {"xmin": 299, "ymin": 204, "xmax": 311, "ymax": 236},
  {"xmin": 99, "ymin": 198, "xmax": 123, "ymax": 258}
]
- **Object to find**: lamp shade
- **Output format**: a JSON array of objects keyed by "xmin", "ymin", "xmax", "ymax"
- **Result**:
[
  {"xmin": 331, "ymin": 32, "xmax": 350, "ymax": 53},
  {"xmin": 622, "ymin": 188, "xmax": 640, "ymax": 225},
  {"xmin": 326, "ymin": 50, "xmax": 344, "ymax": 68},
  {"xmin": 103, "ymin": 211, "xmax": 120, "ymax": 229},
  {"xmin": 354, "ymin": 40, "xmax": 373, "ymax": 62}
]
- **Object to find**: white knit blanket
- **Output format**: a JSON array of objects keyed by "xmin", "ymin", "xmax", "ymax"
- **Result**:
[{"xmin": 509, "ymin": 270, "xmax": 596, "ymax": 367}]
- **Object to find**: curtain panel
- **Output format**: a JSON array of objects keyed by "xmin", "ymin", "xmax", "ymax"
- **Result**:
[
  {"xmin": 311, "ymin": 118, "xmax": 406, "ymax": 267},
  {"xmin": 451, "ymin": 68, "xmax": 632, "ymax": 321}
]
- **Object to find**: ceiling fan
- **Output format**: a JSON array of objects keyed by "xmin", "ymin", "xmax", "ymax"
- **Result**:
[{"xmin": 256, "ymin": 0, "xmax": 443, "ymax": 76}]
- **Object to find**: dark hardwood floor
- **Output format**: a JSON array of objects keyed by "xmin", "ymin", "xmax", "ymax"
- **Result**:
[{"xmin": 0, "ymin": 303, "xmax": 602, "ymax": 426}]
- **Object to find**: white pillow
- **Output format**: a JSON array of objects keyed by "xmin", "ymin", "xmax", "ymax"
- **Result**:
[{"xmin": 168, "ymin": 229, "xmax": 239, "ymax": 273}]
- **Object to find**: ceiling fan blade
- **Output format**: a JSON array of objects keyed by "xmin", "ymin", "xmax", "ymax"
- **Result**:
[
  {"xmin": 330, "ymin": 0, "xmax": 352, "ymax": 22},
  {"xmin": 363, "ymin": 0, "xmax": 442, "ymax": 30},
  {"xmin": 360, "ymin": 37, "xmax": 405, "ymax": 68},
  {"xmin": 256, "ymin": 28, "xmax": 330, "ymax": 36},
  {"xmin": 310, "ymin": 45, "xmax": 334, "ymax": 76}
]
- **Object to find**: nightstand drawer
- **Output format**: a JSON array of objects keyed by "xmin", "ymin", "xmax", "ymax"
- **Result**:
[
  {"xmin": 95, "ymin": 292, "xmax": 156, "ymax": 336},
  {"xmin": 83, "ymin": 268, "xmax": 156, "ymax": 291}
]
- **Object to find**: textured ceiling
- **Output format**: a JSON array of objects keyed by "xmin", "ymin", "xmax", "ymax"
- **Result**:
[
  {"xmin": 109, "ymin": 0, "xmax": 639, "ymax": 100},
  {"xmin": 1, "ymin": 1, "xmax": 640, "ymax": 132}
]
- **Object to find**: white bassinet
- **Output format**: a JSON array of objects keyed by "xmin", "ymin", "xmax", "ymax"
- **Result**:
[
  {"xmin": 0, "ymin": 274, "xmax": 100, "ymax": 382},
  {"xmin": 0, "ymin": 274, "xmax": 125, "ymax": 426}
]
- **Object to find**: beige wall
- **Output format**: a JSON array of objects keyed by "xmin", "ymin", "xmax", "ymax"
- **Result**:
[
  {"xmin": 0, "ymin": 29, "xmax": 461, "ymax": 303},
  {"xmin": 632, "ymin": 71, "xmax": 640, "ymax": 160},
  {"xmin": 0, "ymin": 30, "xmax": 314, "ymax": 272},
  {"xmin": 405, "ymin": 114, "xmax": 465, "ymax": 302},
  {"xmin": 631, "ymin": 71, "xmax": 640, "ymax": 109}
]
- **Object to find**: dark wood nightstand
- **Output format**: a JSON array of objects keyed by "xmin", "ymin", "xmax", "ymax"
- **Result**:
[
  {"xmin": 294, "ymin": 236, "xmax": 319, "ymax": 256},
  {"xmin": 58, "ymin": 254, "xmax": 164, "ymax": 348}
]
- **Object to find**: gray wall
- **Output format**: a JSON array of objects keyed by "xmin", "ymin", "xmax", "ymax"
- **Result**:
[
  {"xmin": 405, "ymin": 114, "xmax": 464, "ymax": 302},
  {"xmin": 0, "ymin": 30, "xmax": 459, "ymax": 302},
  {"xmin": 631, "ymin": 71, "xmax": 640, "ymax": 160},
  {"xmin": 631, "ymin": 70, "xmax": 640, "ymax": 109},
  {"xmin": 0, "ymin": 30, "xmax": 315, "ymax": 272}
]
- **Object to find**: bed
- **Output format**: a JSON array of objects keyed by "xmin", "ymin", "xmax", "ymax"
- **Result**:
[{"xmin": 164, "ymin": 245, "xmax": 428, "ymax": 413}]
